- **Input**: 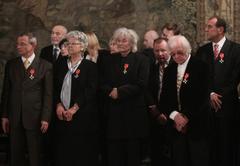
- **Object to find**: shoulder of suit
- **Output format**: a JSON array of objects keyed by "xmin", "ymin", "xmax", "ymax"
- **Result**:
[{"xmin": 39, "ymin": 57, "xmax": 53, "ymax": 68}]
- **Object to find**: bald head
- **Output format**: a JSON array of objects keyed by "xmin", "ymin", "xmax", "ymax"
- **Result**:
[
  {"xmin": 51, "ymin": 25, "xmax": 68, "ymax": 46},
  {"xmin": 143, "ymin": 30, "xmax": 159, "ymax": 48}
]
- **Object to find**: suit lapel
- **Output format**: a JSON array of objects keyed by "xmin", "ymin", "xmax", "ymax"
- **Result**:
[{"xmin": 23, "ymin": 56, "xmax": 40, "ymax": 85}]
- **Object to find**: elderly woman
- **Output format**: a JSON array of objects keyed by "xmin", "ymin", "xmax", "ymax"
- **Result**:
[
  {"xmin": 101, "ymin": 27, "xmax": 149, "ymax": 166},
  {"xmin": 54, "ymin": 30, "xmax": 99, "ymax": 166}
]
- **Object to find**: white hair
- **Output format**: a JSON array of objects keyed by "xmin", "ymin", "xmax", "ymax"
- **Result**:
[
  {"xmin": 66, "ymin": 30, "xmax": 88, "ymax": 50},
  {"xmin": 168, "ymin": 35, "xmax": 192, "ymax": 55},
  {"xmin": 112, "ymin": 27, "xmax": 139, "ymax": 53}
]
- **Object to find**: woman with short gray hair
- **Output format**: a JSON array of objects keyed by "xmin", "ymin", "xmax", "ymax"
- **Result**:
[
  {"xmin": 54, "ymin": 30, "xmax": 99, "ymax": 166},
  {"xmin": 101, "ymin": 27, "xmax": 149, "ymax": 166}
]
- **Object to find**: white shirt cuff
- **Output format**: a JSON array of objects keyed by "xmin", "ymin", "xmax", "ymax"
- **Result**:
[
  {"xmin": 210, "ymin": 92, "xmax": 215, "ymax": 96},
  {"xmin": 169, "ymin": 111, "xmax": 179, "ymax": 120}
]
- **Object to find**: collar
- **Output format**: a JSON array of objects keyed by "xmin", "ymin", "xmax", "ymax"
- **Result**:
[
  {"xmin": 212, "ymin": 36, "xmax": 226, "ymax": 51},
  {"xmin": 22, "ymin": 53, "xmax": 35, "ymax": 64}
]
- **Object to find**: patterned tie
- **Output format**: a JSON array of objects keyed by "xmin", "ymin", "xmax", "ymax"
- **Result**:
[
  {"xmin": 213, "ymin": 44, "xmax": 219, "ymax": 59},
  {"xmin": 158, "ymin": 64, "xmax": 164, "ymax": 101},
  {"xmin": 176, "ymin": 73, "xmax": 182, "ymax": 111},
  {"xmin": 24, "ymin": 58, "xmax": 30, "ymax": 69}
]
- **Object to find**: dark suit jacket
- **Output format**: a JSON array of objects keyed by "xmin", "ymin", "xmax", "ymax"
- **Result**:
[
  {"xmin": 101, "ymin": 52, "xmax": 149, "ymax": 139},
  {"xmin": 40, "ymin": 45, "xmax": 63, "ymax": 64},
  {"xmin": 196, "ymin": 39, "xmax": 240, "ymax": 119},
  {"xmin": 159, "ymin": 56, "xmax": 211, "ymax": 138},
  {"xmin": 55, "ymin": 57, "xmax": 98, "ymax": 135},
  {"xmin": 1, "ymin": 56, "xmax": 53, "ymax": 130}
]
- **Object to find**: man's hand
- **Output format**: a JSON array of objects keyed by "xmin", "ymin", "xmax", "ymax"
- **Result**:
[
  {"xmin": 109, "ymin": 88, "xmax": 118, "ymax": 99},
  {"xmin": 174, "ymin": 113, "xmax": 188, "ymax": 132},
  {"xmin": 210, "ymin": 92, "xmax": 222, "ymax": 112},
  {"xmin": 1, "ymin": 118, "xmax": 9, "ymax": 134},
  {"xmin": 157, "ymin": 113, "xmax": 167, "ymax": 125},
  {"xmin": 56, "ymin": 103, "xmax": 65, "ymax": 120},
  {"xmin": 40, "ymin": 121, "xmax": 49, "ymax": 133}
]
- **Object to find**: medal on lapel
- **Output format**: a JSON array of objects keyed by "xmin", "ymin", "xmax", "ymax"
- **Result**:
[
  {"xmin": 182, "ymin": 73, "xmax": 189, "ymax": 84},
  {"xmin": 219, "ymin": 53, "xmax": 224, "ymax": 63},
  {"xmin": 74, "ymin": 69, "xmax": 80, "ymax": 78},
  {"xmin": 29, "ymin": 68, "xmax": 35, "ymax": 80},
  {"xmin": 123, "ymin": 63, "xmax": 129, "ymax": 74}
]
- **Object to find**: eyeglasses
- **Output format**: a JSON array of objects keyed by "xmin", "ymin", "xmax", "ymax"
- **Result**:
[
  {"xmin": 65, "ymin": 42, "xmax": 81, "ymax": 46},
  {"xmin": 16, "ymin": 42, "xmax": 31, "ymax": 47}
]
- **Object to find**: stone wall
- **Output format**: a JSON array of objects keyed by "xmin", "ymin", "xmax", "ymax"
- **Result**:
[{"xmin": 0, "ymin": 0, "xmax": 239, "ymax": 99}]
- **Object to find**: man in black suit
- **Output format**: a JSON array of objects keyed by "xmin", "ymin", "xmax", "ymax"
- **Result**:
[
  {"xmin": 146, "ymin": 37, "xmax": 171, "ymax": 166},
  {"xmin": 1, "ymin": 32, "xmax": 53, "ymax": 166},
  {"xmin": 40, "ymin": 25, "xmax": 68, "ymax": 64},
  {"xmin": 160, "ymin": 35, "xmax": 210, "ymax": 166},
  {"xmin": 195, "ymin": 16, "xmax": 240, "ymax": 166}
]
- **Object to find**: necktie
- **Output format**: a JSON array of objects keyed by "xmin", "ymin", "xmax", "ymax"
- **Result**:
[
  {"xmin": 176, "ymin": 72, "xmax": 182, "ymax": 111},
  {"xmin": 158, "ymin": 64, "xmax": 164, "ymax": 101},
  {"xmin": 24, "ymin": 59, "xmax": 30, "ymax": 69},
  {"xmin": 213, "ymin": 44, "xmax": 219, "ymax": 59},
  {"xmin": 53, "ymin": 48, "xmax": 58, "ymax": 61}
]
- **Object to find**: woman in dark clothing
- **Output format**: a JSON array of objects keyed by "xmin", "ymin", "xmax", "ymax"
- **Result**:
[
  {"xmin": 54, "ymin": 30, "xmax": 99, "ymax": 166},
  {"xmin": 101, "ymin": 27, "xmax": 150, "ymax": 166}
]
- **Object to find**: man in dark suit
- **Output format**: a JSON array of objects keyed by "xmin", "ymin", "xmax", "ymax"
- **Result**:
[
  {"xmin": 145, "ymin": 37, "xmax": 171, "ymax": 166},
  {"xmin": 40, "ymin": 25, "xmax": 67, "ymax": 64},
  {"xmin": 195, "ymin": 16, "xmax": 240, "ymax": 166},
  {"xmin": 1, "ymin": 32, "xmax": 53, "ymax": 166},
  {"xmin": 160, "ymin": 35, "xmax": 210, "ymax": 166}
]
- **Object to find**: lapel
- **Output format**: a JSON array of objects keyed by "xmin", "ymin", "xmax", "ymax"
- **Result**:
[
  {"xmin": 180, "ymin": 56, "xmax": 193, "ymax": 92},
  {"xmin": 14, "ymin": 57, "xmax": 25, "ymax": 83},
  {"xmin": 214, "ymin": 39, "xmax": 230, "ymax": 75},
  {"xmin": 23, "ymin": 56, "xmax": 40, "ymax": 85}
]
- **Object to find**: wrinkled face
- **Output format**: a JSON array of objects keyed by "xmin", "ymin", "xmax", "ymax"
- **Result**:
[
  {"xmin": 161, "ymin": 28, "xmax": 174, "ymax": 39},
  {"xmin": 143, "ymin": 33, "xmax": 153, "ymax": 48},
  {"xmin": 205, "ymin": 18, "xmax": 220, "ymax": 42},
  {"xmin": 170, "ymin": 46, "xmax": 188, "ymax": 64},
  {"xmin": 16, "ymin": 35, "xmax": 35, "ymax": 58},
  {"xmin": 66, "ymin": 37, "xmax": 84, "ymax": 56},
  {"xmin": 153, "ymin": 40, "xmax": 170, "ymax": 64},
  {"xmin": 51, "ymin": 26, "xmax": 66, "ymax": 46},
  {"xmin": 116, "ymin": 36, "xmax": 131, "ymax": 55}
]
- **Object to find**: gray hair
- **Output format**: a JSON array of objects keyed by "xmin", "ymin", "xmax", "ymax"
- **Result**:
[
  {"xmin": 167, "ymin": 35, "xmax": 191, "ymax": 55},
  {"xmin": 66, "ymin": 30, "xmax": 88, "ymax": 50},
  {"xmin": 19, "ymin": 32, "xmax": 37, "ymax": 46},
  {"xmin": 112, "ymin": 27, "xmax": 139, "ymax": 53}
]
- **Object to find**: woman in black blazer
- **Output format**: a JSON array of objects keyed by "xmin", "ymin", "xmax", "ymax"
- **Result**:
[
  {"xmin": 101, "ymin": 27, "xmax": 150, "ymax": 166},
  {"xmin": 54, "ymin": 30, "xmax": 99, "ymax": 166}
]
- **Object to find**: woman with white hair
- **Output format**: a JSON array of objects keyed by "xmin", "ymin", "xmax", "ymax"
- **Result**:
[
  {"xmin": 54, "ymin": 30, "xmax": 99, "ymax": 166},
  {"xmin": 101, "ymin": 27, "xmax": 149, "ymax": 166}
]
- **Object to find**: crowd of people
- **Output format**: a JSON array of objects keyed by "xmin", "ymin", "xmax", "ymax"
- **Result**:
[{"xmin": 1, "ymin": 15, "xmax": 240, "ymax": 166}]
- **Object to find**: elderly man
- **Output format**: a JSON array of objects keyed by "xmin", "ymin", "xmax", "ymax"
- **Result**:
[
  {"xmin": 40, "ymin": 25, "xmax": 68, "ymax": 63},
  {"xmin": 142, "ymin": 30, "xmax": 159, "ymax": 66},
  {"xmin": 160, "ymin": 35, "xmax": 210, "ymax": 166},
  {"xmin": 196, "ymin": 16, "xmax": 240, "ymax": 166},
  {"xmin": 1, "ymin": 32, "xmax": 52, "ymax": 166}
]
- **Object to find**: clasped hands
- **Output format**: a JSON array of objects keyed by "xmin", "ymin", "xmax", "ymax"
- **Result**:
[
  {"xmin": 56, "ymin": 103, "xmax": 78, "ymax": 121},
  {"xmin": 109, "ymin": 88, "xmax": 118, "ymax": 99},
  {"xmin": 174, "ymin": 113, "xmax": 188, "ymax": 133}
]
